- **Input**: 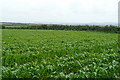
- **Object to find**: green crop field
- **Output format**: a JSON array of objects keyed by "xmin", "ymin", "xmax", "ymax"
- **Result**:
[{"xmin": 2, "ymin": 29, "xmax": 119, "ymax": 78}]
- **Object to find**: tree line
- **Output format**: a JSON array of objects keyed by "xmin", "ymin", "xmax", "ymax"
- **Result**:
[{"xmin": 1, "ymin": 24, "xmax": 120, "ymax": 33}]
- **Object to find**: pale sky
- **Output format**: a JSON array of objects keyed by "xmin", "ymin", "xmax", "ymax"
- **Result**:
[{"xmin": 0, "ymin": 0, "xmax": 119, "ymax": 24}]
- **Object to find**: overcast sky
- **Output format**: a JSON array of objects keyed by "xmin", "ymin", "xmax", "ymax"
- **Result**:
[{"xmin": 0, "ymin": 0, "xmax": 119, "ymax": 24}]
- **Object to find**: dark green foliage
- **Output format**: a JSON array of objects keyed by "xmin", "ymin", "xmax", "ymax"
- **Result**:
[
  {"xmin": 0, "ymin": 25, "xmax": 5, "ymax": 29},
  {"xmin": 4, "ymin": 24, "xmax": 119, "ymax": 33}
]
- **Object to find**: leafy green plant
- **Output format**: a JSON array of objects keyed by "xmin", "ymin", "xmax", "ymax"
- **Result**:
[{"xmin": 2, "ymin": 29, "xmax": 119, "ymax": 78}]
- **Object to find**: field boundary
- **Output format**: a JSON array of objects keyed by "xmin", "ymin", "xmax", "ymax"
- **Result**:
[{"xmin": 2, "ymin": 24, "xmax": 120, "ymax": 33}]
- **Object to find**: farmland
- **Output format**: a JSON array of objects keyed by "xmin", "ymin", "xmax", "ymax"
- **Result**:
[{"xmin": 2, "ymin": 29, "xmax": 119, "ymax": 78}]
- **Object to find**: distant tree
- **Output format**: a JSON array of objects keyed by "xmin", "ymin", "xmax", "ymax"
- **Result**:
[{"xmin": 1, "ymin": 25, "xmax": 5, "ymax": 29}]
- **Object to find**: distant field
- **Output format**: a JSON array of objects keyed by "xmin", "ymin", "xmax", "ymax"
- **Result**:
[{"xmin": 2, "ymin": 29, "xmax": 119, "ymax": 78}]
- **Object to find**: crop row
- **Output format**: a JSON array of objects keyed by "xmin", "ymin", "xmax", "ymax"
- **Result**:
[{"xmin": 2, "ymin": 29, "xmax": 119, "ymax": 78}]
